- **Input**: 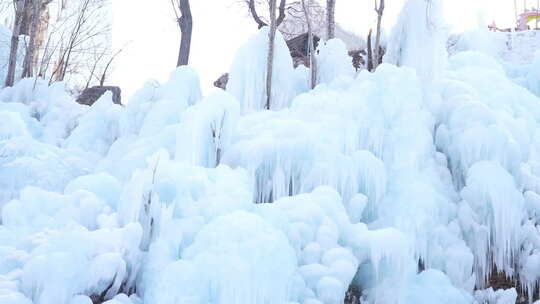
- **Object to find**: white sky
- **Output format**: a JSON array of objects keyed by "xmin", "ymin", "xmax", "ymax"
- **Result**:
[{"xmin": 111, "ymin": 0, "xmax": 526, "ymax": 100}]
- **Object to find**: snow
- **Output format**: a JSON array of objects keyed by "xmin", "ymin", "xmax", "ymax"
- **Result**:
[{"xmin": 2, "ymin": 3, "xmax": 540, "ymax": 304}]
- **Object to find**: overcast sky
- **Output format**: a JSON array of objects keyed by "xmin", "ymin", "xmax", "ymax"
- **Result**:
[{"xmin": 111, "ymin": 0, "xmax": 522, "ymax": 100}]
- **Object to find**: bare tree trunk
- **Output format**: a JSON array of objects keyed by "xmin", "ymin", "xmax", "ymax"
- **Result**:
[
  {"xmin": 367, "ymin": 29, "xmax": 373, "ymax": 72},
  {"xmin": 176, "ymin": 0, "xmax": 192, "ymax": 66},
  {"xmin": 34, "ymin": 2, "xmax": 52, "ymax": 71},
  {"xmin": 5, "ymin": 0, "xmax": 27, "ymax": 87},
  {"xmin": 247, "ymin": 0, "xmax": 287, "ymax": 29},
  {"xmin": 302, "ymin": 0, "xmax": 316, "ymax": 89},
  {"xmin": 19, "ymin": 0, "xmax": 32, "ymax": 35},
  {"xmin": 373, "ymin": 0, "xmax": 384, "ymax": 70},
  {"xmin": 326, "ymin": 0, "xmax": 335, "ymax": 39},
  {"xmin": 22, "ymin": 0, "xmax": 41, "ymax": 78},
  {"xmin": 266, "ymin": 0, "xmax": 277, "ymax": 110},
  {"xmin": 59, "ymin": 0, "xmax": 90, "ymax": 81}
]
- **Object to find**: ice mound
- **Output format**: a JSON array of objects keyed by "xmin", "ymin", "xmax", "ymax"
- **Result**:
[{"xmin": 227, "ymin": 27, "xmax": 296, "ymax": 113}]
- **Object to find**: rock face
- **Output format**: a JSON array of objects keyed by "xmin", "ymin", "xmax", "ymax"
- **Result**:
[
  {"xmin": 76, "ymin": 86, "xmax": 122, "ymax": 106},
  {"xmin": 213, "ymin": 73, "xmax": 229, "ymax": 90}
]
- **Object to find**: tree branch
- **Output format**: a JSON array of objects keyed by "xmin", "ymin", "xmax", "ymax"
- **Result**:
[
  {"xmin": 248, "ymin": 0, "xmax": 267, "ymax": 28},
  {"xmin": 276, "ymin": 0, "xmax": 287, "ymax": 26}
]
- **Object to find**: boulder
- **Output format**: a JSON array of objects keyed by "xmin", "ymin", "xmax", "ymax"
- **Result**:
[
  {"xmin": 213, "ymin": 73, "xmax": 229, "ymax": 90},
  {"xmin": 76, "ymin": 86, "xmax": 122, "ymax": 106}
]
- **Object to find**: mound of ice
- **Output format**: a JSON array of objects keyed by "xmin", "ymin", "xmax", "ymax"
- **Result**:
[
  {"xmin": 0, "ymin": 137, "xmax": 91, "ymax": 210},
  {"xmin": 385, "ymin": 0, "xmax": 447, "ymax": 84},
  {"xmin": 0, "ymin": 110, "xmax": 29, "ymax": 140},
  {"xmin": 147, "ymin": 211, "xmax": 297, "ymax": 304},
  {"xmin": 65, "ymin": 92, "xmax": 122, "ymax": 156},
  {"xmin": 316, "ymin": 39, "xmax": 356, "ymax": 85},
  {"xmin": 227, "ymin": 27, "xmax": 296, "ymax": 113},
  {"xmin": 119, "ymin": 66, "xmax": 202, "ymax": 137}
]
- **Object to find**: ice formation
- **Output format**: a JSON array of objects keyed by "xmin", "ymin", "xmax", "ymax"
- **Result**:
[
  {"xmin": 384, "ymin": 0, "xmax": 448, "ymax": 85},
  {"xmin": 226, "ymin": 27, "xmax": 296, "ymax": 113},
  {"xmin": 316, "ymin": 39, "xmax": 356, "ymax": 86},
  {"xmin": 3, "ymin": 0, "xmax": 540, "ymax": 303}
]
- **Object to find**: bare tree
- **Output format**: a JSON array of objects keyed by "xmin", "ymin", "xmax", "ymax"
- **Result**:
[
  {"xmin": 98, "ymin": 43, "xmax": 129, "ymax": 86},
  {"xmin": 170, "ymin": 0, "xmax": 192, "ymax": 66},
  {"xmin": 35, "ymin": 3, "xmax": 69, "ymax": 79},
  {"xmin": 83, "ymin": 39, "xmax": 107, "ymax": 89},
  {"xmin": 244, "ymin": 0, "xmax": 287, "ymax": 29},
  {"xmin": 279, "ymin": 0, "xmax": 324, "ymax": 39},
  {"xmin": 56, "ymin": 0, "xmax": 91, "ymax": 81},
  {"xmin": 49, "ymin": 0, "xmax": 111, "ymax": 85},
  {"xmin": 2, "ymin": 0, "xmax": 54, "ymax": 81},
  {"xmin": 279, "ymin": 1, "xmax": 364, "ymax": 51},
  {"xmin": 266, "ymin": 0, "xmax": 278, "ymax": 110},
  {"xmin": 34, "ymin": 0, "xmax": 53, "ymax": 71},
  {"xmin": 301, "ymin": 0, "xmax": 316, "ymax": 88},
  {"xmin": 5, "ymin": 0, "xmax": 26, "ymax": 87},
  {"xmin": 326, "ymin": 0, "xmax": 335, "ymax": 39},
  {"xmin": 7, "ymin": 0, "xmax": 116, "ymax": 94},
  {"xmin": 373, "ymin": 0, "xmax": 384, "ymax": 70},
  {"xmin": 21, "ymin": 0, "xmax": 40, "ymax": 77},
  {"xmin": 76, "ymin": 40, "xmax": 124, "ymax": 89}
]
